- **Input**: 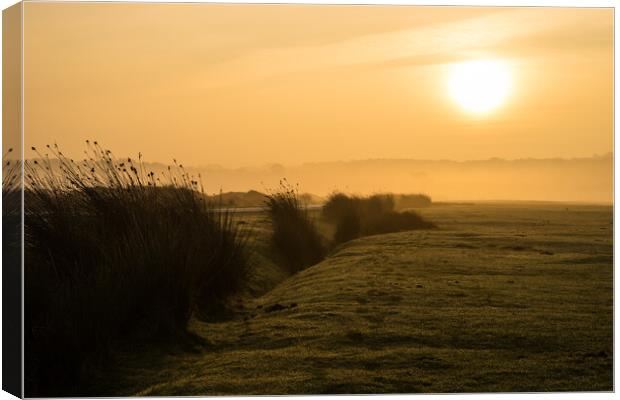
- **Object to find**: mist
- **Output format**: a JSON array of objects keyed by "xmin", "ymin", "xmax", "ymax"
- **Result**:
[{"xmin": 131, "ymin": 153, "xmax": 612, "ymax": 203}]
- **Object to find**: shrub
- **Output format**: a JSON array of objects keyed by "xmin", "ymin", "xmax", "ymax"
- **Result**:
[
  {"xmin": 323, "ymin": 193, "xmax": 395, "ymax": 223},
  {"xmin": 23, "ymin": 142, "xmax": 251, "ymax": 396},
  {"xmin": 333, "ymin": 211, "xmax": 361, "ymax": 244},
  {"xmin": 323, "ymin": 192, "xmax": 435, "ymax": 244},
  {"xmin": 265, "ymin": 180, "xmax": 327, "ymax": 273},
  {"xmin": 359, "ymin": 194, "xmax": 396, "ymax": 218},
  {"xmin": 322, "ymin": 192, "xmax": 357, "ymax": 223}
]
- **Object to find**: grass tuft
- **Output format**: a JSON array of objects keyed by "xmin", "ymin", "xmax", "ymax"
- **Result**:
[
  {"xmin": 323, "ymin": 192, "xmax": 436, "ymax": 243},
  {"xmin": 23, "ymin": 142, "xmax": 251, "ymax": 396},
  {"xmin": 264, "ymin": 179, "xmax": 327, "ymax": 273}
]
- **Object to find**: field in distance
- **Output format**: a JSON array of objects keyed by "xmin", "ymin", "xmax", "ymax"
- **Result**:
[{"xmin": 104, "ymin": 202, "xmax": 612, "ymax": 395}]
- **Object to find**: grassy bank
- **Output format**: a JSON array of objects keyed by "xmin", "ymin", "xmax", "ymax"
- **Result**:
[
  {"xmin": 18, "ymin": 144, "xmax": 611, "ymax": 395},
  {"xmin": 96, "ymin": 203, "xmax": 612, "ymax": 395}
]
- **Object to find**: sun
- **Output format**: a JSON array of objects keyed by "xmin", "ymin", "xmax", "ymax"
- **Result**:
[{"xmin": 448, "ymin": 59, "xmax": 512, "ymax": 114}]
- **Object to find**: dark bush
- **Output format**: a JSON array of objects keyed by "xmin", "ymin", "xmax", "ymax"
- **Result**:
[
  {"xmin": 333, "ymin": 211, "xmax": 361, "ymax": 244},
  {"xmin": 323, "ymin": 192, "xmax": 435, "ymax": 244},
  {"xmin": 23, "ymin": 142, "xmax": 251, "ymax": 396},
  {"xmin": 265, "ymin": 180, "xmax": 327, "ymax": 273},
  {"xmin": 322, "ymin": 192, "xmax": 356, "ymax": 223}
]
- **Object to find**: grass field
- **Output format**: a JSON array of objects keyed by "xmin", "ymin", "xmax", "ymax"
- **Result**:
[{"xmin": 94, "ymin": 202, "xmax": 612, "ymax": 395}]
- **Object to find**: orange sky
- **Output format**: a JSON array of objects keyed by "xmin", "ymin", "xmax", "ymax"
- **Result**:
[{"xmin": 23, "ymin": 4, "xmax": 613, "ymax": 167}]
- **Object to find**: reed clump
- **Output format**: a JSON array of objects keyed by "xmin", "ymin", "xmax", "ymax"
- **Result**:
[
  {"xmin": 323, "ymin": 192, "xmax": 436, "ymax": 244},
  {"xmin": 23, "ymin": 141, "xmax": 251, "ymax": 396},
  {"xmin": 264, "ymin": 179, "xmax": 327, "ymax": 273}
]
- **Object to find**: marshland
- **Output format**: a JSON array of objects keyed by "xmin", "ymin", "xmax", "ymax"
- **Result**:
[
  {"xmin": 4, "ymin": 141, "xmax": 611, "ymax": 396},
  {"xmin": 6, "ymin": 3, "xmax": 613, "ymax": 397}
]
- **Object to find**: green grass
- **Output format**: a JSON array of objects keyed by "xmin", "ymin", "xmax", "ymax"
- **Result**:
[{"xmin": 93, "ymin": 202, "xmax": 612, "ymax": 395}]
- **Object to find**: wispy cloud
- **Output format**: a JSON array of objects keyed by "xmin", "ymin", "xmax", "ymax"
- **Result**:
[{"xmin": 199, "ymin": 7, "xmax": 611, "ymax": 87}]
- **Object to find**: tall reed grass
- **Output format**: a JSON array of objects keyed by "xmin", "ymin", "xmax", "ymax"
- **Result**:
[
  {"xmin": 264, "ymin": 180, "xmax": 327, "ymax": 273},
  {"xmin": 23, "ymin": 142, "xmax": 251, "ymax": 396},
  {"xmin": 3, "ymin": 149, "xmax": 23, "ymax": 396}
]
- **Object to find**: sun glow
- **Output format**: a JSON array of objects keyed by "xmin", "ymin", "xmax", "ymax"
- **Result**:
[{"xmin": 448, "ymin": 59, "xmax": 512, "ymax": 114}]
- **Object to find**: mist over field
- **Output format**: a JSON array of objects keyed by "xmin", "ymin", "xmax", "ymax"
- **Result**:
[{"xmin": 130, "ymin": 153, "xmax": 612, "ymax": 203}]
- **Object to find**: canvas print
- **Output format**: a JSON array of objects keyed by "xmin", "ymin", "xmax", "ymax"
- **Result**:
[{"xmin": 2, "ymin": 2, "xmax": 613, "ymax": 397}]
